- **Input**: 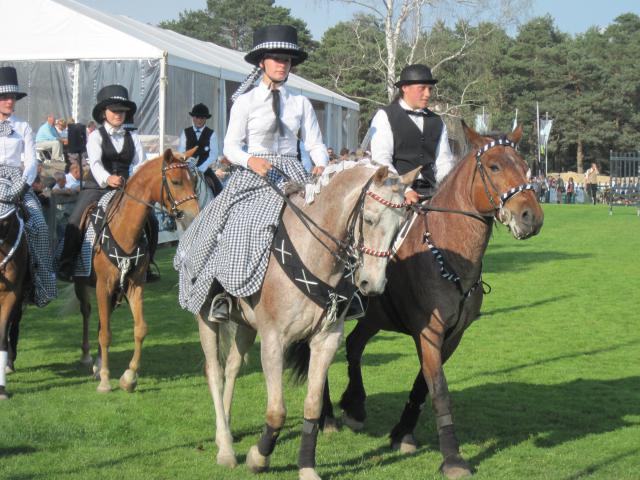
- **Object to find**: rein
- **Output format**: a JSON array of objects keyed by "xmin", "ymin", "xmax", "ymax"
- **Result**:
[{"xmin": 0, "ymin": 212, "xmax": 24, "ymax": 271}]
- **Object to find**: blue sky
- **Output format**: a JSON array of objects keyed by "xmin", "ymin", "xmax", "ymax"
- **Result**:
[{"xmin": 74, "ymin": 0, "xmax": 640, "ymax": 39}]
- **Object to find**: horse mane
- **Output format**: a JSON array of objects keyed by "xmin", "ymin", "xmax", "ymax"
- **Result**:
[{"xmin": 304, "ymin": 158, "xmax": 381, "ymax": 204}]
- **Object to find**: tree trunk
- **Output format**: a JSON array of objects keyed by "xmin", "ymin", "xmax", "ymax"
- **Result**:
[{"xmin": 576, "ymin": 139, "xmax": 584, "ymax": 174}]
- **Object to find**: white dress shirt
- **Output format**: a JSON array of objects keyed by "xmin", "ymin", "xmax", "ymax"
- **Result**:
[
  {"xmin": 86, "ymin": 123, "xmax": 146, "ymax": 188},
  {"xmin": 178, "ymin": 125, "xmax": 219, "ymax": 172},
  {"xmin": 0, "ymin": 115, "xmax": 38, "ymax": 185},
  {"xmin": 370, "ymin": 99, "xmax": 455, "ymax": 184},
  {"xmin": 224, "ymin": 81, "xmax": 329, "ymax": 168}
]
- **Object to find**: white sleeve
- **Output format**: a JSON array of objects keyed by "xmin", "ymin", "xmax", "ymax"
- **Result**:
[
  {"xmin": 370, "ymin": 110, "xmax": 397, "ymax": 174},
  {"xmin": 223, "ymin": 97, "xmax": 252, "ymax": 168},
  {"xmin": 21, "ymin": 124, "xmax": 38, "ymax": 185},
  {"xmin": 129, "ymin": 133, "xmax": 147, "ymax": 176},
  {"xmin": 178, "ymin": 131, "xmax": 186, "ymax": 153},
  {"xmin": 299, "ymin": 97, "xmax": 328, "ymax": 167},
  {"xmin": 198, "ymin": 132, "xmax": 218, "ymax": 172},
  {"xmin": 87, "ymin": 131, "xmax": 110, "ymax": 188},
  {"xmin": 434, "ymin": 122, "xmax": 456, "ymax": 184}
]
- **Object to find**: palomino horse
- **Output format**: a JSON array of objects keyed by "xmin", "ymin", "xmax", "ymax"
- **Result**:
[
  {"xmin": 198, "ymin": 164, "xmax": 419, "ymax": 480},
  {"xmin": 323, "ymin": 124, "xmax": 544, "ymax": 479},
  {"xmin": 75, "ymin": 148, "xmax": 199, "ymax": 393},
  {"xmin": 0, "ymin": 202, "xmax": 29, "ymax": 400}
]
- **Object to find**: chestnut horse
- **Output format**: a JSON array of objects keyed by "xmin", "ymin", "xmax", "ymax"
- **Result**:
[
  {"xmin": 324, "ymin": 124, "xmax": 544, "ymax": 479},
  {"xmin": 198, "ymin": 164, "xmax": 419, "ymax": 480},
  {"xmin": 74, "ymin": 148, "xmax": 199, "ymax": 393},
  {"xmin": 0, "ymin": 209, "xmax": 28, "ymax": 400}
]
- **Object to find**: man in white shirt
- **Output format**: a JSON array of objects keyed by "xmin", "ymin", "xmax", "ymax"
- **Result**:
[
  {"xmin": 370, "ymin": 64, "xmax": 455, "ymax": 204},
  {"xmin": 178, "ymin": 103, "xmax": 222, "ymax": 194},
  {"xmin": 0, "ymin": 66, "xmax": 57, "ymax": 315},
  {"xmin": 58, "ymin": 85, "xmax": 146, "ymax": 281}
]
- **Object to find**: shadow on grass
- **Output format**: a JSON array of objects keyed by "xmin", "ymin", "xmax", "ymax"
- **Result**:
[
  {"xmin": 480, "ymin": 293, "xmax": 571, "ymax": 317},
  {"xmin": 483, "ymin": 250, "xmax": 590, "ymax": 273},
  {"xmin": 331, "ymin": 376, "xmax": 640, "ymax": 476},
  {"xmin": 0, "ymin": 446, "xmax": 37, "ymax": 458}
]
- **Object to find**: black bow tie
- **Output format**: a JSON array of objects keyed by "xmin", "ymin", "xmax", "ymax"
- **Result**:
[
  {"xmin": 195, "ymin": 128, "xmax": 201, "ymax": 135},
  {"xmin": 405, "ymin": 109, "xmax": 428, "ymax": 117}
]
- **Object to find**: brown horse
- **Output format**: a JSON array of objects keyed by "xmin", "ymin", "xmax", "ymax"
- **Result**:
[
  {"xmin": 0, "ymin": 209, "xmax": 29, "ymax": 400},
  {"xmin": 74, "ymin": 147, "xmax": 199, "ymax": 393},
  {"xmin": 323, "ymin": 124, "xmax": 544, "ymax": 479},
  {"xmin": 198, "ymin": 164, "xmax": 419, "ymax": 480}
]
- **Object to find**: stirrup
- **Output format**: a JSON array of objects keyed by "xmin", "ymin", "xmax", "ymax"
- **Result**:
[
  {"xmin": 345, "ymin": 293, "xmax": 367, "ymax": 320},
  {"xmin": 209, "ymin": 292, "xmax": 232, "ymax": 323}
]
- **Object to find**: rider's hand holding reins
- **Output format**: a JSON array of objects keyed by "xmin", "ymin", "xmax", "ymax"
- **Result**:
[
  {"xmin": 107, "ymin": 175, "xmax": 124, "ymax": 188},
  {"xmin": 312, "ymin": 165, "xmax": 325, "ymax": 176},
  {"xmin": 248, "ymin": 156, "xmax": 272, "ymax": 177},
  {"xmin": 404, "ymin": 189, "xmax": 420, "ymax": 205}
]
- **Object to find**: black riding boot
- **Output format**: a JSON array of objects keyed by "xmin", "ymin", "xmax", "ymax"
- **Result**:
[
  {"xmin": 57, "ymin": 224, "xmax": 81, "ymax": 282},
  {"xmin": 208, "ymin": 280, "xmax": 231, "ymax": 322}
]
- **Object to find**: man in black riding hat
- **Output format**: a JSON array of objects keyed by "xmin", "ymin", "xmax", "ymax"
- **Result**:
[
  {"xmin": 57, "ymin": 84, "xmax": 146, "ymax": 281},
  {"xmin": 370, "ymin": 64, "xmax": 455, "ymax": 204},
  {"xmin": 178, "ymin": 103, "xmax": 223, "ymax": 195}
]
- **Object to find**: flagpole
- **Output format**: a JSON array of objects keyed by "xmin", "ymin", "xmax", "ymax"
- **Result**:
[
  {"xmin": 536, "ymin": 102, "xmax": 541, "ymax": 176},
  {"xmin": 545, "ymin": 111, "xmax": 549, "ymax": 177}
]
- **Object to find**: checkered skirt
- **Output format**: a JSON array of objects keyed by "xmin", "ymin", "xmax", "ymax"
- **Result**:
[{"xmin": 174, "ymin": 154, "xmax": 310, "ymax": 314}]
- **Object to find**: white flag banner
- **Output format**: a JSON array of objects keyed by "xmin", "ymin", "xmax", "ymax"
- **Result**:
[{"xmin": 540, "ymin": 119, "xmax": 553, "ymax": 146}]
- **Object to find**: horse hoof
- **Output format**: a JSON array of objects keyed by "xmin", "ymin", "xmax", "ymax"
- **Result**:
[
  {"xmin": 299, "ymin": 467, "xmax": 322, "ymax": 480},
  {"xmin": 92, "ymin": 365, "xmax": 101, "ymax": 380},
  {"xmin": 216, "ymin": 450, "xmax": 237, "ymax": 468},
  {"xmin": 322, "ymin": 416, "xmax": 340, "ymax": 434},
  {"xmin": 391, "ymin": 434, "xmax": 417, "ymax": 454},
  {"xmin": 119, "ymin": 370, "xmax": 138, "ymax": 393},
  {"xmin": 341, "ymin": 412, "xmax": 364, "ymax": 432},
  {"xmin": 5, "ymin": 365, "xmax": 15, "ymax": 375},
  {"xmin": 0, "ymin": 386, "xmax": 9, "ymax": 400},
  {"xmin": 440, "ymin": 455, "xmax": 472, "ymax": 479},
  {"xmin": 96, "ymin": 381, "xmax": 112, "ymax": 393},
  {"xmin": 246, "ymin": 445, "xmax": 269, "ymax": 473},
  {"xmin": 79, "ymin": 353, "xmax": 93, "ymax": 367}
]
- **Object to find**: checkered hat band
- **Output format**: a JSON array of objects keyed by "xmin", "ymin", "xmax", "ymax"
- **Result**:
[
  {"xmin": 0, "ymin": 85, "xmax": 19, "ymax": 94},
  {"xmin": 108, "ymin": 96, "xmax": 128, "ymax": 101},
  {"xmin": 250, "ymin": 41, "xmax": 301, "ymax": 53}
]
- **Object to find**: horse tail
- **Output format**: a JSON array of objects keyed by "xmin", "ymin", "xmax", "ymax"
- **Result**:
[
  {"xmin": 58, "ymin": 283, "xmax": 79, "ymax": 316},
  {"xmin": 284, "ymin": 340, "xmax": 310, "ymax": 385}
]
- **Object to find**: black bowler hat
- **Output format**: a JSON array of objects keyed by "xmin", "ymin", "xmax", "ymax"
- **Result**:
[
  {"xmin": 92, "ymin": 84, "xmax": 137, "ymax": 123},
  {"xmin": 189, "ymin": 103, "xmax": 211, "ymax": 119},
  {"xmin": 0, "ymin": 67, "xmax": 27, "ymax": 100},
  {"xmin": 394, "ymin": 64, "xmax": 438, "ymax": 88},
  {"xmin": 244, "ymin": 25, "xmax": 308, "ymax": 67}
]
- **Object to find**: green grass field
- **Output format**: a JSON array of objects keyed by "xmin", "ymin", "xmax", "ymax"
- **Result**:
[{"xmin": 1, "ymin": 204, "xmax": 639, "ymax": 479}]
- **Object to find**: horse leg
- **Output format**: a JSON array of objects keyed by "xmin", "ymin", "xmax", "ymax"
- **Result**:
[
  {"xmin": 246, "ymin": 332, "xmax": 285, "ymax": 474},
  {"xmin": 7, "ymin": 304, "xmax": 22, "ymax": 373},
  {"xmin": 198, "ymin": 313, "xmax": 237, "ymax": 468},
  {"xmin": 339, "ymin": 320, "xmax": 380, "ymax": 431},
  {"xmin": 222, "ymin": 323, "xmax": 256, "ymax": 423},
  {"xmin": 319, "ymin": 378, "xmax": 339, "ymax": 433},
  {"xmin": 75, "ymin": 281, "xmax": 93, "ymax": 367},
  {"xmin": 418, "ymin": 329, "xmax": 472, "ymax": 479},
  {"xmin": 389, "ymin": 369, "xmax": 428, "ymax": 454},
  {"xmin": 0, "ymin": 293, "xmax": 19, "ymax": 399},
  {"xmin": 298, "ymin": 325, "xmax": 343, "ymax": 480},
  {"xmin": 120, "ymin": 282, "xmax": 147, "ymax": 392},
  {"xmin": 95, "ymin": 279, "xmax": 113, "ymax": 393}
]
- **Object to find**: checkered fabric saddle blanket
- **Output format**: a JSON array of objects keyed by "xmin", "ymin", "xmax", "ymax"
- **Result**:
[{"xmin": 69, "ymin": 191, "xmax": 147, "ymax": 279}]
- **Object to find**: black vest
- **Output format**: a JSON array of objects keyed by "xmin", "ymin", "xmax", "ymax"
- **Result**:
[
  {"xmin": 185, "ymin": 126, "xmax": 214, "ymax": 166},
  {"xmin": 382, "ymin": 102, "xmax": 443, "ymax": 196},
  {"xmin": 88, "ymin": 126, "xmax": 135, "ymax": 187}
]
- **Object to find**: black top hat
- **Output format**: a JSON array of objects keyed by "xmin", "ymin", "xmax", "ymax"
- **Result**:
[
  {"xmin": 0, "ymin": 67, "xmax": 27, "ymax": 100},
  {"xmin": 244, "ymin": 25, "xmax": 308, "ymax": 67},
  {"xmin": 92, "ymin": 84, "xmax": 137, "ymax": 123},
  {"xmin": 394, "ymin": 64, "xmax": 438, "ymax": 88},
  {"xmin": 189, "ymin": 103, "xmax": 211, "ymax": 119}
]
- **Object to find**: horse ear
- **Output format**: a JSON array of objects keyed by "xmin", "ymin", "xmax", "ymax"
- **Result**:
[
  {"xmin": 163, "ymin": 148, "xmax": 174, "ymax": 163},
  {"xmin": 400, "ymin": 166, "xmax": 421, "ymax": 186},
  {"xmin": 183, "ymin": 146, "xmax": 198, "ymax": 160},
  {"xmin": 373, "ymin": 166, "xmax": 389, "ymax": 185},
  {"xmin": 508, "ymin": 124, "xmax": 523, "ymax": 145},
  {"xmin": 461, "ymin": 119, "xmax": 486, "ymax": 148}
]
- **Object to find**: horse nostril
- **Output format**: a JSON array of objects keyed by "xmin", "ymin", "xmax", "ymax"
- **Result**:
[
  {"xmin": 359, "ymin": 280, "xmax": 369, "ymax": 292},
  {"xmin": 521, "ymin": 208, "xmax": 531, "ymax": 221}
]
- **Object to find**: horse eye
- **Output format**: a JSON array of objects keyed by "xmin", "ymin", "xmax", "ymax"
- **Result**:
[
  {"xmin": 364, "ymin": 217, "xmax": 374, "ymax": 226},
  {"xmin": 490, "ymin": 164, "xmax": 500, "ymax": 172},
  {"xmin": 170, "ymin": 180, "xmax": 181, "ymax": 186}
]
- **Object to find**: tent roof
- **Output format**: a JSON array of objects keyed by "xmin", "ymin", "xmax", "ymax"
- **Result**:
[{"xmin": 3, "ymin": 0, "xmax": 358, "ymax": 110}]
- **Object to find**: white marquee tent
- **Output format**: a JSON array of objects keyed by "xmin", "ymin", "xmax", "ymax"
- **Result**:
[{"xmin": 1, "ymin": 0, "xmax": 360, "ymax": 154}]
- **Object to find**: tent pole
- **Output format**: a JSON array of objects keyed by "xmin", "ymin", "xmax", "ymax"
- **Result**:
[
  {"xmin": 159, "ymin": 51, "xmax": 168, "ymax": 154},
  {"xmin": 72, "ymin": 60, "xmax": 80, "ymax": 121}
]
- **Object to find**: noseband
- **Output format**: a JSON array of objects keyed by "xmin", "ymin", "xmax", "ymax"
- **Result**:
[{"xmin": 161, "ymin": 162, "xmax": 198, "ymax": 219}]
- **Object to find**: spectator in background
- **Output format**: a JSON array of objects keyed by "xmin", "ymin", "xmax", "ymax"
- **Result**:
[
  {"xmin": 64, "ymin": 162, "xmax": 81, "ymax": 192},
  {"xmin": 86, "ymin": 120, "xmax": 97, "ymax": 137},
  {"xmin": 55, "ymin": 118, "xmax": 68, "ymax": 139},
  {"xmin": 555, "ymin": 176, "xmax": 565, "ymax": 204},
  {"xmin": 339, "ymin": 147, "xmax": 349, "ymax": 161},
  {"xmin": 565, "ymin": 176, "xmax": 575, "ymax": 204},
  {"xmin": 585, "ymin": 162, "xmax": 599, "ymax": 205},
  {"xmin": 35, "ymin": 113, "xmax": 63, "ymax": 162},
  {"xmin": 327, "ymin": 147, "xmax": 336, "ymax": 161},
  {"xmin": 51, "ymin": 171, "xmax": 68, "ymax": 192}
]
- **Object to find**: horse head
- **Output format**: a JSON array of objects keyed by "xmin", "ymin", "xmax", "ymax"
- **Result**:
[
  {"xmin": 462, "ymin": 121, "xmax": 543, "ymax": 239},
  {"xmin": 159, "ymin": 147, "xmax": 200, "ymax": 228},
  {"xmin": 352, "ymin": 166, "xmax": 419, "ymax": 295}
]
